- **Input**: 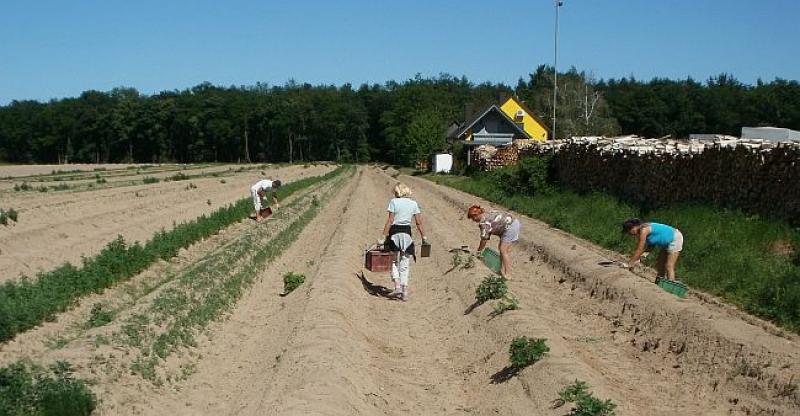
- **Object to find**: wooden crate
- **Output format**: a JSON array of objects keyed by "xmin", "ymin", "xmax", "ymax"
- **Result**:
[{"xmin": 365, "ymin": 249, "xmax": 393, "ymax": 272}]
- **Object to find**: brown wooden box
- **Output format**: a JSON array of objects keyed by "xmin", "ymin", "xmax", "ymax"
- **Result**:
[{"xmin": 365, "ymin": 249, "xmax": 393, "ymax": 272}]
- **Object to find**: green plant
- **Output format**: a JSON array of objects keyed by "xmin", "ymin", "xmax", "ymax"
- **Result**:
[
  {"xmin": 492, "ymin": 295, "xmax": 519, "ymax": 316},
  {"xmin": 557, "ymin": 380, "xmax": 617, "ymax": 416},
  {"xmin": 86, "ymin": 303, "xmax": 116, "ymax": 328},
  {"xmin": 463, "ymin": 254, "xmax": 475, "ymax": 269},
  {"xmin": 0, "ymin": 211, "xmax": 7, "ymax": 226},
  {"xmin": 96, "ymin": 177, "xmax": 107, "ymax": 184},
  {"xmin": 170, "ymin": 172, "xmax": 189, "ymax": 181},
  {"xmin": 283, "ymin": 272, "xmax": 305, "ymax": 294},
  {"xmin": 38, "ymin": 185, "xmax": 49, "ymax": 192},
  {"xmin": 14, "ymin": 182, "xmax": 32, "ymax": 191},
  {"xmin": 509, "ymin": 336, "xmax": 549, "ymax": 369},
  {"xmin": 7, "ymin": 208, "xmax": 18, "ymax": 222},
  {"xmin": 451, "ymin": 251, "xmax": 463, "ymax": 269},
  {"xmin": 0, "ymin": 361, "xmax": 96, "ymax": 416},
  {"xmin": 185, "ymin": 182, "xmax": 197, "ymax": 190},
  {"xmin": 476, "ymin": 275, "xmax": 508, "ymax": 303},
  {"xmin": 220, "ymin": 179, "xmax": 227, "ymax": 184},
  {"xmin": 143, "ymin": 176, "xmax": 159, "ymax": 184}
]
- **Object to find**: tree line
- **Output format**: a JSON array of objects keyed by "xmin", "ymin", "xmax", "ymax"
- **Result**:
[{"xmin": 1, "ymin": 68, "xmax": 798, "ymax": 165}]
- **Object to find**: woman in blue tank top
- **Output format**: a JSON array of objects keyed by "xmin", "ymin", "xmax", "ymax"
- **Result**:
[{"xmin": 622, "ymin": 218, "xmax": 684, "ymax": 283}]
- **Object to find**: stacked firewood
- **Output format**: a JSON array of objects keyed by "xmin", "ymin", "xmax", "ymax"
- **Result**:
[
  {"xmin": 477, "ymin": 145, "xmax": 519, "ymax": 171},
  {"xmin": 551, "ymin": 143, "xmax": 800, "ymax": 225}
]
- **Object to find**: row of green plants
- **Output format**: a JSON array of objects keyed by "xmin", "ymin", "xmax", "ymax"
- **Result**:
[
  {"xmin": 0, "ymin": 166, "xmax": 345, "ymax": 343},
  {"xmin": 121, "ymin": 170, "xmax": 348, "ymax": 385},
  {"xmin": 7, "ymin": 164, "xmax": 270, "ymax": 194},
  {"xmin": 427, "ymin": 164, "xmax": 800, "ymax": 332}
]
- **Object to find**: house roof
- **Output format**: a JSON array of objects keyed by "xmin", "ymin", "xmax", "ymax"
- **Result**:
[
  {"xmin": 453, "ymin": 104, "xmax": 531, "ymax": 139},
  {"xmin": 501, "ymin": 95, "xmax": 552, "ymax": 137}
]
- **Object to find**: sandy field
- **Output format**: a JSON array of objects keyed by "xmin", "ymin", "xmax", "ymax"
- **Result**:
[
  {"xmin": 0, "ymin": 163, "xmax": 333, "ymax": 280},
  {"xmin": 0, "ymin": 166, "xmax": 797, "ymax": 415}
]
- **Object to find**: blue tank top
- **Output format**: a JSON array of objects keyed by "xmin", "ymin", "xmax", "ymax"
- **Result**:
[{"xmin": 646, "ymin": 223, "xmax": 675, "ymax": 248}]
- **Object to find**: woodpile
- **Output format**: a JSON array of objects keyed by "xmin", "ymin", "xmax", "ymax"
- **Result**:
[
  {"xmin": 551, "ymin": 143, "xmax": 800, "ymax": 225},
  {"xmin": 518, "ymin": 135, "xmax": 800, "ymax": 157},
  {"xmin": 476, "ymin": 145, "xmax": 519, "ymax": 171}
]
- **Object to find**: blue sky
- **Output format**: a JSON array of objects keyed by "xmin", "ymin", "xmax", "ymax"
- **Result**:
[{"xmin": 1, "ymin": 0, "xmax": 798, "ymax": 104}]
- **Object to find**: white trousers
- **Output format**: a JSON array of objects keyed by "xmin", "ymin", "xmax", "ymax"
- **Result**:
[
  {"xmin": 391, "ymin": 253, "xmax": 412, "ymax": 286},
  {"xmin": 251, "ymin": 189, "xmax": 262, "ymax": 211}
]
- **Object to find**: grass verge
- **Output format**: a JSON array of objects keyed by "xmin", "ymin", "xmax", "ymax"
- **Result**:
[
  {"xmin": 0, "ymin": 166, "xmax": 345, "ymax": 343},
  {"xmin": 426, "ymin": 173, "xmax": 800, "ymax": 332}
]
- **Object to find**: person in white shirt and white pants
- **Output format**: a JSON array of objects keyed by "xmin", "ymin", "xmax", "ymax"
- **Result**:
[
  {"xmin": 250, "ymin": 179, "xmax": 282, "ymax": 221},
  {"xmin": 380, "ymin": 183, "xmax": 427, "ymax": 301}
]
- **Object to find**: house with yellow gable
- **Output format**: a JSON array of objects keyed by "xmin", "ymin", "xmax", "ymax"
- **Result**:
[{"xmin": 447, "ymin": 94, "xmax": 549, "ymax": 166}]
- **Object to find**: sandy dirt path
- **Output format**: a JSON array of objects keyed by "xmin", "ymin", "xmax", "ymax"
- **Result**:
[
  {"xmin": 115, "ymin": 167, "xmax": 798, "ymax": 415},
  {"xmin": 0, "ymin": 164, "xmax": 333, "ymax": 281}
]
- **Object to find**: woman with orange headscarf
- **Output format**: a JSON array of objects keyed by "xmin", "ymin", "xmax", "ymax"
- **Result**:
[{"xmin": 467, "ymin": 205, "xmax": 521, "ymax": 277}]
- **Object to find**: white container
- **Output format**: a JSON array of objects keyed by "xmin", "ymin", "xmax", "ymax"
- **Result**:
[{"xmin": 432, "ymin": 153, "xmax": 453, "ymax": 173}]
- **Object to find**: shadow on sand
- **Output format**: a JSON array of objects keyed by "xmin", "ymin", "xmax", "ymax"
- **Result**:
[
  {"xmin": 490, "ymin": 366, "xmax": 520, "ymax": 384},
  {"xmin": 356, "ymin": 272, "xmax": 400, "ymax": 300},
  {"xmin": 464, "ymin": 300, "xmax": 483, "ymax": 315}
]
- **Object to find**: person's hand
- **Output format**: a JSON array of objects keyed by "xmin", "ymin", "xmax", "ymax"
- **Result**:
[
  {"xmin": 377, "ymin": 237, "xmax": 385, "ymax": 247},
  {"xmin": 422, "ymin": 236, "xmax": 430, "ymax": 245}
]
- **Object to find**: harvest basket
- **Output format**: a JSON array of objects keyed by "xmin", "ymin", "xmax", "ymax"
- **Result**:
[
  {"xmin": 481, "ymin": 248, "xmax": 502, "ymax": 273},
  {"xmin": 657, "ymin": 278, "xmax": 688, "ymax": 298}
]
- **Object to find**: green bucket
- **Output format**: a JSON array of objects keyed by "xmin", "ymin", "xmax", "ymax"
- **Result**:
[
  {"xmin": 657, "ymin": 278, "xmax": 688, "ymax": 298},
  {"xmin": 481, "ymin": 248, "xmax": 502, "ymax": 273}
]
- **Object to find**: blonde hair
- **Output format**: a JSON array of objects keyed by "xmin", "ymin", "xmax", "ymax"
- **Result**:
[{"xmin": 394, "ymin": 183, "xmax": 412, "ymax": 198}]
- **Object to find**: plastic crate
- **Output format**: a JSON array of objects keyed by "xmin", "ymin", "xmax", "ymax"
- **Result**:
[
  {"xmin": 481, "ymin": 248, "xmax": 502, "ymax": 273},
  {"xmin": 657, "ymin": 278, "xmax": 688, "ymax": 298}
]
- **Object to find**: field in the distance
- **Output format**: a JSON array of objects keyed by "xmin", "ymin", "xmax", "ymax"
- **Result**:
[{"xmin": 0, "ymin": 163, "xmax": 334, "ymax": 281}]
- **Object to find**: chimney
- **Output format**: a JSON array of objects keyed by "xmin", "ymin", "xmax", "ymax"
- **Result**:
[
  {"xmin": 498, "ymin": 91, "xmax": 508, "ymax": 103},
  {"xmin": 464, "ymin": 103, "xmax": 474, "ymax": 122}
]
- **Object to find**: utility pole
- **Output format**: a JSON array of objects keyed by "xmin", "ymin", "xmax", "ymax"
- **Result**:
[{"xmin": 553, "ymin": 0, "xmax": 563, "ymax": 140}]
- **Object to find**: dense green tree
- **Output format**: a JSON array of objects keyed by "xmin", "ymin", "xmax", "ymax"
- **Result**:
[{"xmin": 1, "ymin": 72, "xmax": 798, "ymax": 166}]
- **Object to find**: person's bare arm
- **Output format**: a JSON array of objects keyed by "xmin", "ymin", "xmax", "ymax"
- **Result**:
[
  {"xmin": 629, "ymin": 227, "xmax": 650, "ymax": 265},
  {"xmin": 476, "ymin": 237, "xmax": 488, "ymax": 256},
  {"xmin": 382, "ymin": 213, "xmax": 395, "ymax": 238},
  {"xmin": 413, "ymin": 213, "xmax": 426, "ymax": 240}
]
